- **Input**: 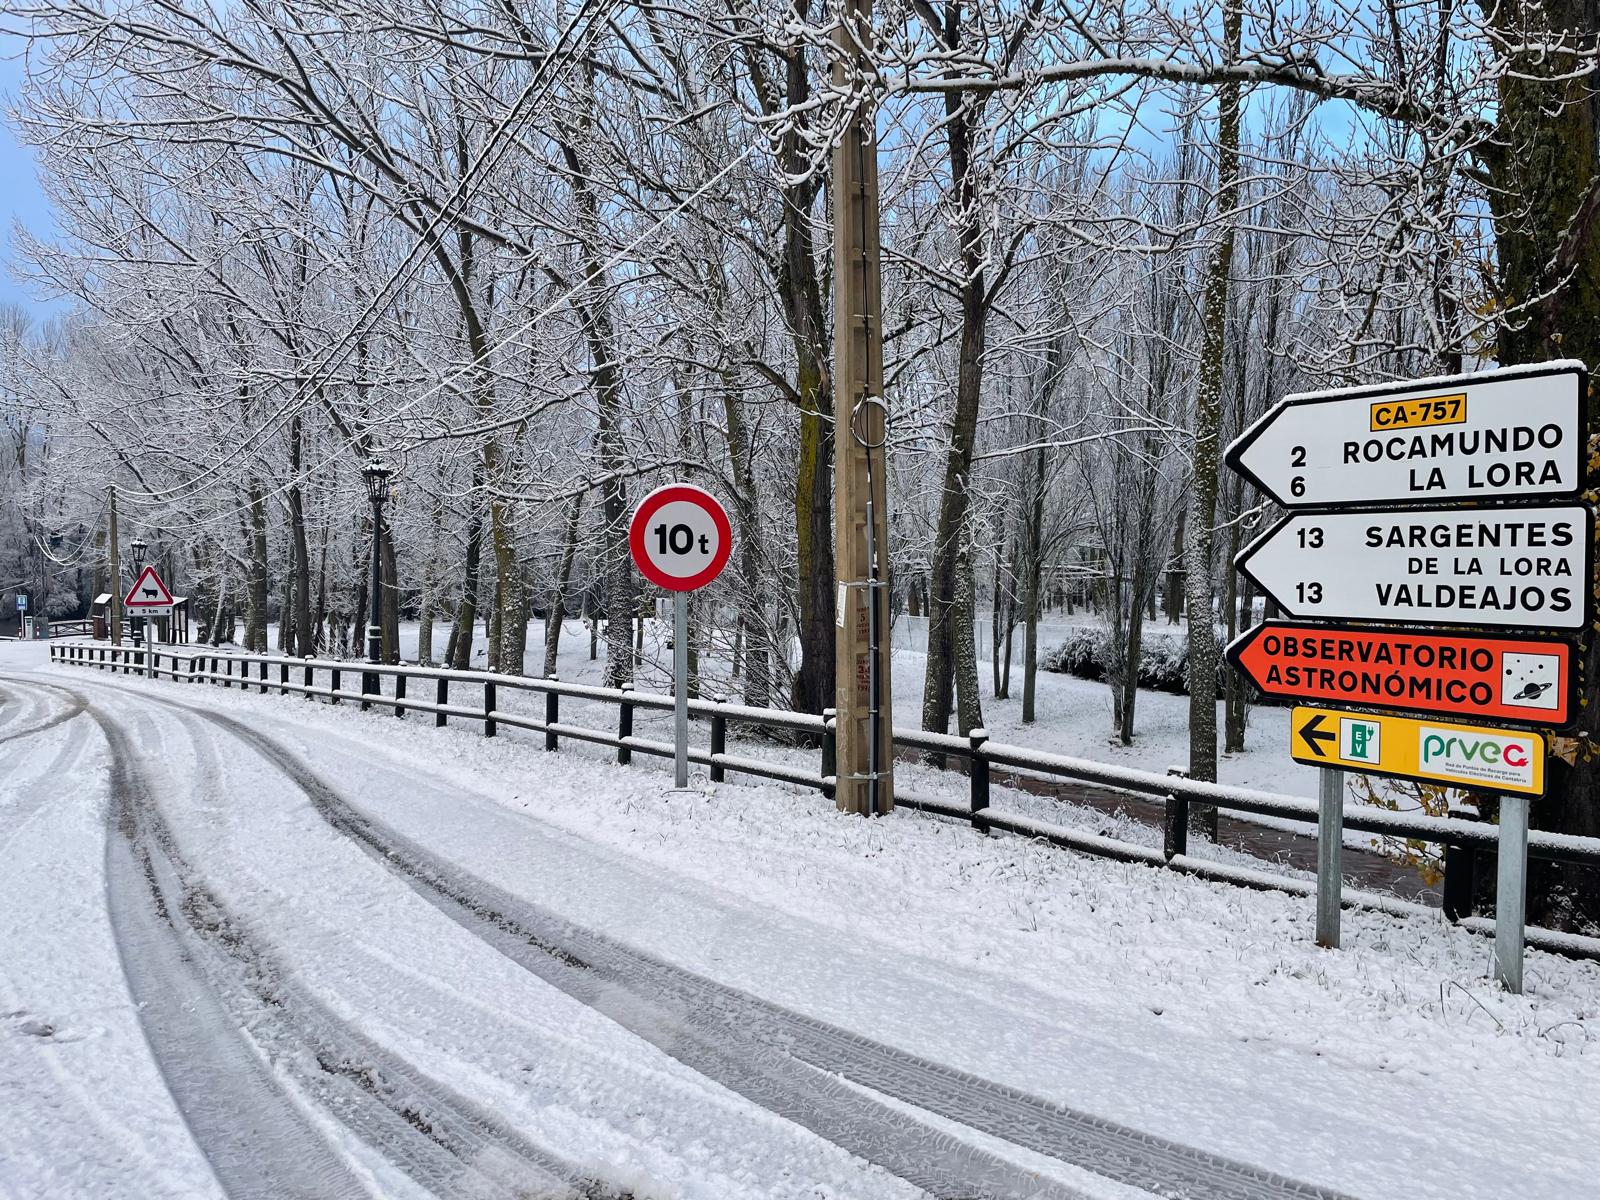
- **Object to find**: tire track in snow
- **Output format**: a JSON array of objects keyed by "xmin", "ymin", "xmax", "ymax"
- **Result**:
[
  {"xmin": 88, "ymin": 699, "xmax": 619, "ymax": 1200},
  {"xmin": 182, "ymin": 700, "xmax": 1353, "ymax": 1200},
  {"xmin": 0, "ymin": 676, "xmax": 87, "ymax": 745},
  {"xmin": 0, "ymin": 712, "xmax": 95, "ymax": 859},
  {"xmin": 137, "ymin": 692, "xmax": 1083, "ymax": 1200}
]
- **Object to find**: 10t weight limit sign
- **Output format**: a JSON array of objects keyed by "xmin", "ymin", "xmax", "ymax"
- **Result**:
[{"xmin": 628, "ymin": 484, "xmax": 732, "ymax": 592}]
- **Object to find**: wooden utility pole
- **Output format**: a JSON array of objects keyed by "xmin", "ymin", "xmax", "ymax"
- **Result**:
[
  {"xmin": 831, "ymin": 0, "xmax": 894, "ymax": 816},
  {"xmin": 107, "ymin": 485, "xmax": 123, "ymax": 645}
]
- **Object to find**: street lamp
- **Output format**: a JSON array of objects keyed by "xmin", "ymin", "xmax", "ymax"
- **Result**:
[
  {"xmin": 128, "ymin": 538, "xmax": 149, "ymax": 648},
  {"xmin": 362, "ymin": 459, "xmax": 392, "ymax": 697}
]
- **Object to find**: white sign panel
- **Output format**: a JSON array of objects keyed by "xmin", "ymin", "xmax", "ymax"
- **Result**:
[
  {"xmin": 1235, "ymin": 505, "xmax": 1592, "ymax": 629},
  {"xmin": 1225, "ymin": 363, "xmax": 1585, "ymax": 508}
]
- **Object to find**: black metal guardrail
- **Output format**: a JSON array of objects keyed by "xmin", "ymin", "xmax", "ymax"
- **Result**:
[{"xmin": 50, "ymin": 640, "xmax": 1600, "ymax": 959}]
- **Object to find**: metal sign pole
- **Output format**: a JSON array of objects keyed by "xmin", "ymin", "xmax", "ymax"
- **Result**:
[
  {"xmin": 1316, "ymin": 767, "xmax": 1343, "ymax": 948},
  {"xmin": 1495, "ymin": 792, "xmax": 1529, "ymax": 993},
  {"xmin": 673, "ymin": 590, "xmax": 689, "ymax": 790}
]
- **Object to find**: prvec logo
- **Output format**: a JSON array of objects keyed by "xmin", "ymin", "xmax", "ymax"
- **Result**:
[{"xmin": 1418, "ymin": 727, "xmax": 1534, "ymax": 785}]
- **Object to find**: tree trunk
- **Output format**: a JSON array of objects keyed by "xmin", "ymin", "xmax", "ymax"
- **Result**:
[
  {"xmin": 544, "ymin": 492, "xmax": 583, "ymax": 678},
  {"xmin": 952, "ymin": 527, "xmax": 984, "ymax": 735},
  {"xmin": 287, "ymin": 413, "xmax": 312, "ymax": 658},
  {"xmin": 1184, "ymin": 4, "xmax": 1242, "ymax": 836},
  {"xmin": 246, "ymin": 486, "xmax": 269, "ymax": 653},
  {"xmin": 722, "ymin": 372, "xmax": 772, "ymax": 708},
  {"xmin": 1486, "ymin": 0, "xmax": 1600, "ymax": 928},
  {"xmin": 922, "ymin": 68, "xmax": 988, "ymax": 737},
  {"xmin": 448, "ymin": 492, "xmax": 484, "ymax": 670},
  {"xmin": 416, "ymin": 495, "xmax": 443, "ymax": 667},
  {"xmin": 1119, "ymin": 562, "xmax": 1150, "ymax": 747}
]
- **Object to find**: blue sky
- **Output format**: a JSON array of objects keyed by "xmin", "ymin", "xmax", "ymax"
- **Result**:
[{"xmin": 0, "ymin": 30, "xmax": 65, "ymax": 317}]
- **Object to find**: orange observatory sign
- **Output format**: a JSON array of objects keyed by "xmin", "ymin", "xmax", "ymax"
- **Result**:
[{"xmin": 1227, "ymin": 620, "xmax": 1573, "ymax": 729}]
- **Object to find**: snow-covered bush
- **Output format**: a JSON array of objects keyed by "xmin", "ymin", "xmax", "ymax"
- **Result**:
[{"xmin": 1041, "ymin": 626, "xmax": 1196, "ymax": 694}]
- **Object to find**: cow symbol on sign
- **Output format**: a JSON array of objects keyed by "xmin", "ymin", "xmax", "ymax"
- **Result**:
[{"xmin": 1502, "ymin": 652, "xmax": 1560, "ymax": 711}]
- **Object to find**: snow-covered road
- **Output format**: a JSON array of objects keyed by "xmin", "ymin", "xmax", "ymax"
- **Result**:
[{"xmin": 4, "ymin": 642, "xmax": 1599, "ymax": 1199}]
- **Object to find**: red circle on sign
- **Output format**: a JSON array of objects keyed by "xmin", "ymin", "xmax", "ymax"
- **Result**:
[{"xmin": 628, "ymin": 484, "xmax": 732, "ymax": 592}]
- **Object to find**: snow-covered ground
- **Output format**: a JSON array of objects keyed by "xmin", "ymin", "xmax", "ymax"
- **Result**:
[{"xmin": 4, "ymin": 638, "xmax": 1600, "ymax": 1199}]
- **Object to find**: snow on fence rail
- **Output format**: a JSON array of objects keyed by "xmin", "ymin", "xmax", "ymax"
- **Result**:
[{"xmin": 51, "ymin": 640, "xmax": 1600, "ymax": 960}]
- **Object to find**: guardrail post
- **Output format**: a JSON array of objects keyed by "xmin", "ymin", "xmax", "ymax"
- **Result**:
[
  {"xmin": 360, "ymin": 665, "xmax": 374, "ymax": 711},
  {"xmin": 1163, "ymin": 767, "xmax": 1189, "ymax": 860},
  {"xmin": 258, "ymin": 660, "xmax": 268, "ymax": 694},
  {"xmin": 617, "ymin": 682, "xmax": 633, "ymax": 764},
  {"xmin": 435, "ymin": 677, "xmax": 448, "ymax": 727},
  {"xmin": 394, "ymin": 673, "xmax": 407, "ymax": 718},
  {"xmin": 303, "ymin": 658, "xmax": 314, "ymax": 699},
  {"xmin": 709, "ymin": 696, "xmax": 727, "ymax": 783},
  {"xmin": 969, "ymin": 727, "xmax": 990, "ymax": 833},
  {"xmin": 279, "ymin": 662, "xmax": 289, "ymax": 695},
  {"xmin": 330, "ymin": 667, "xmax": 340, "ymax": 704},
  {"xmin": 224, "ymin": 658, "xmax": 233, "ymax": 688},
  {"xmin": 1442, "ymin": 841, "xmax": 1477, "ymax": 922},
  {"xmin": 1442, "ymin": 801, "xmax": 1482, "ymax": 923},
  {"xmin": 545, "ymin": 677, "xmax": 559, "ymax": 751},
  {"xmin": 821, "ymin": 709, "xmax": 837, "ymax": 801},
  {"xmin": 484, "ymin": 680, "xmax": 496, "ymax": 737}
]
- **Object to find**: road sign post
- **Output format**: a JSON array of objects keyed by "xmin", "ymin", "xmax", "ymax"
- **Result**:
[
  {"xmin": 1496, "ymin": 793, "xmax": 1530, "ymax": 993},
  {"xmin": 628, "ymin": 485, "xmax": 732, "ymax": 790},
  {"xmin": 123, "ymin": 564, "xmax": 175, "ymax": 683},
  {"xmin": 1226, "ymin": 365, "xmax": 1587, "ymax": 984},
  {"xmin": 1316, "ymin": 768, "xmax": 1343, "ymax": 949}
]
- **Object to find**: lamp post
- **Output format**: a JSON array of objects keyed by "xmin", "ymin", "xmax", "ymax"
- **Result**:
[
  {"xmin": 362, "ymin": 459, "xmax": 392, "ymax": 699},
  {"xmin": 129, "ymin": 537, "xmax": 148, "ymax": 650}
]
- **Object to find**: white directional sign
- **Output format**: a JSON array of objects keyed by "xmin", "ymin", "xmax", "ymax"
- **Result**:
[
  {"xmin": 1235, "ymin": 504, "xmax": 1592, "ymax": 629},
  {"xmin": 1225, "ymin": 362, "xmax": 1585, "ymax": 508}
]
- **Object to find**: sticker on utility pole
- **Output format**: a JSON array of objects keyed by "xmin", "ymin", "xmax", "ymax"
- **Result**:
[
  {"xmin": 124, "ymin": 565, "xmax": 176, "ymax": 610},
  {"xmin": 1290, "ymin": 706, "xmax": 1546, "ymax": 796},
  {"xmin": 628, "ymin": 484, "xmax": 732, "ymax": 593},
  {"xmin": 1225, "ymin": 363, "xmax": 1585, "ymax": 508}
]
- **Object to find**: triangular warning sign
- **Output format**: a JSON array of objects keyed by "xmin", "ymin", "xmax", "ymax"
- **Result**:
[{"xmin": 124, "ymin": 565, "xmax": 175, "ymax": 609}]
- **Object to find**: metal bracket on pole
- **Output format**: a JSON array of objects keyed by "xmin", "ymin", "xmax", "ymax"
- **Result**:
[
  {"xmin": 1495, "ymin": 792, "xmax": 1528, "ymax": 994},
  {"xmin": 1316, "ymin": 766, "xmax": 1343, "ymax": 949}
]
